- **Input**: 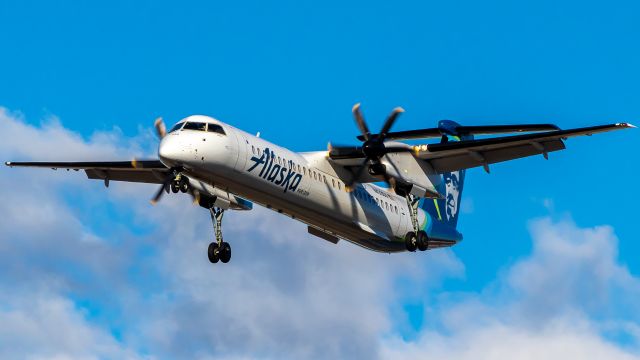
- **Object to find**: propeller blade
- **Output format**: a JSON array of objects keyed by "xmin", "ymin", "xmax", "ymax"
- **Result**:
[
  {"xmin": 346, "ymin": 158, "xmax": 369, "ymax": 187},
  {"xmin": 154, "ymin": 117, "xmax": 167, "ymax": 139},
  {"xmin": 382, "ymin": 172, "xmax": 397, "ymax": 193},
  {"xmin": 190, "ymin": 188, "xmax": 201, "ymax": 206},
  {"xmin": 352, "ymin": 103, "xmax": 371, "ymax": 141},
  {"xmin": 150, "ymin": 173, "xmax": 174, "ymax": 205},
  {"xmin": 379, "ymin": 107, "xmax": 404, "ymax": 140}
]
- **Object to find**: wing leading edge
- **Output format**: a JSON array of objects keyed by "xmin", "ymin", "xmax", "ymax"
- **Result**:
[
  {"xmin": 415, "ymin": 123, "xmax": 635, "ymax": 173},
  {"xmin": 5, "ymin": 160, "xmax": 168, "ymax": 185}
]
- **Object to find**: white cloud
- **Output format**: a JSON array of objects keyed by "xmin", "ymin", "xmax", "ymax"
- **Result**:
[
  {"xmin": 0, "ymin": 108, "xmax": 149, "ymax": 359},
  {"xmin": 0, "ymin": 292, "xmax": 144, "ymax": 360},
  {"xmin": 382, "ymin": 318, "xmax": 639, "ymax": 360},
  {"xmin": 0, "ymin": 108, "xmax": 463, "ymax": 359},
  {"xmin": 2, "ymin": 107, "xmax": 639, "ymax": 359},
  {"xmin": 381, "ymin": 218, "xmax": 640, "ymax": 359}
]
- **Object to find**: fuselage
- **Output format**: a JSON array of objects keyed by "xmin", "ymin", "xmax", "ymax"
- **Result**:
[{"xmin": 158, "ymin": 115, "xmax": 433, "ymax": 252}]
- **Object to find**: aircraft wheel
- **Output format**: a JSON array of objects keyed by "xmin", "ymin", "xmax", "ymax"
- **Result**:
[
  {"xmin": 417, "ymin": 230, "xmax": 429, "ymax": 251},
  {"xmin": 219, "ymin": 242, "xmax": 231, "ymax": 263},
  {"xmin": 179, "ymin": 177, "xmax": 189, "ymax": 193},
  {"xmin": 208, "ymin": 242, "xmax": 220, "ymax": 263},
  {"xmin": 171, "ymin": 181, "xmax": 180, "ymax": 193},
  {"xmin": 404, "ymin": 231, "xmax": 417, "ymax": 252}
]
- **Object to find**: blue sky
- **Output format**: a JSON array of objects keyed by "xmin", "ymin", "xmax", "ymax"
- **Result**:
[{"xmin": 1, "ymin": 1, "xmax": 639, "ymax": 358}]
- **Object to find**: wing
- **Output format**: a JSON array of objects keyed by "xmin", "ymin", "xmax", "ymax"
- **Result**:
[
  {"xmin": 415, "ymin": 123, "xmax": 635, "ymax": 173},
  {"xmin": 357, "ymin": 123, "xmax": 561, "ymax": 141},
  {"xmin": 5, "ymin": 160, "xmax": 168, "ymax": 185}
]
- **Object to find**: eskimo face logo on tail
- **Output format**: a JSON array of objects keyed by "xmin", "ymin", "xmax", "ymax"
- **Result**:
[
  {"xmin": 247, "ymin": 148, "xmax": 302, "ymax": 193},
  {"xmin": 444, "ymin": 171, "xmax": 460, "ymax": 221}
]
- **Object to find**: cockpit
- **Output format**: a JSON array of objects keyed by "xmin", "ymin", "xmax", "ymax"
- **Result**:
[{"xmin": 168, "ymin": 121, "xmax": 226, "ymax": 135}]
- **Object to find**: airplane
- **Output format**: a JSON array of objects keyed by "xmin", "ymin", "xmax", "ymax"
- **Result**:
[{"xmin": 5, "ymin": 104, "xmax": 635, "ymax": 264}]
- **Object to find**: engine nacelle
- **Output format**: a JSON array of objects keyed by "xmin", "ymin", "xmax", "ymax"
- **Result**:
[{"xmin": 189, "ymin": 178, "xmax": 252, "ymax": 211}]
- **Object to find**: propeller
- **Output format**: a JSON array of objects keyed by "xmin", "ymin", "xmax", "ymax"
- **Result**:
[
  {"xmin": 131, "ymin": 116, "xmax": 177, "ymax": 205},
  {"xmin": 150, "ymin": 171, "xmax": 174, "ymax": 205},
  {"xmin": 328, "ymin": 103, "xmax": 413, "ymax": 189},
  {"xmin": 154, "ymin": 117, "xmax": 167, "ymax": 139}
]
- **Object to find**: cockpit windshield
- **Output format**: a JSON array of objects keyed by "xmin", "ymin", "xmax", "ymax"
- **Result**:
[
  {"xmin": 207, "ymin": 124, "xmax": 226, "ymax": 135},
  {"xmin": 169, "ymin": 121, "xmax": 227, "ymax": 135},
  {"xmin": 182, "ymin": 122, "xmax": 207, "ymax": 131},
  {"xmin": 168, "ymin": 122, "xmax": 184, "ymax": 133}
]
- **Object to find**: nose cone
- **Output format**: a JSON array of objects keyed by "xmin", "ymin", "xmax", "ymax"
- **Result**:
[{"xmin": 158, "ymin": 136, "xmax": 179, "ymax": 167}]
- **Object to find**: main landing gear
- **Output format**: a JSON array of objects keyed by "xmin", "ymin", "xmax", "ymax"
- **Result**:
[
  {"xmin": 404, "ymin": 195, "xmax": 430, "ymax": 252},
  {"xmin": 207, "ymin": 208, "xmax": 232, "ymax": 264}
]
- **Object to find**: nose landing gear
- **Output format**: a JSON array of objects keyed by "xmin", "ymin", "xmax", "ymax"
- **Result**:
[
  {"xmin": 207, "ymin": 208, "xmax": 231, "ymax": 264},
  {"xmin": 170, "ymin": 174, "xmax": 190, "ymax": 193}
]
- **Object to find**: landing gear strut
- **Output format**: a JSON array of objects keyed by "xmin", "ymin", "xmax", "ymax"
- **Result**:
[
  {"xmin": 404, "ymin": 194, "xmax": 429, "ymax": 252},
  {"xmin": 207, "ymin": 208, "xmax": 231, "ymax": 264}
]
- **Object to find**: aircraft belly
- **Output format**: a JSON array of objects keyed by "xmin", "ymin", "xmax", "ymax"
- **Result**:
[{"xmin": 215, "ymin": 169, "xmax": 400, "ymax": 249}]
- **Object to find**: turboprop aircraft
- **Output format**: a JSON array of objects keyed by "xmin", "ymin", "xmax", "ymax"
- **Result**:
[{"xmin": 5, "ymin": 104, "xmax": 634, "ymax": 264}]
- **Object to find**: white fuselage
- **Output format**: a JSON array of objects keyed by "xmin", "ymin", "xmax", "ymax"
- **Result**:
[{"xmin": 158, "ymin": 116, "xmax": 429, "ymax": 252}]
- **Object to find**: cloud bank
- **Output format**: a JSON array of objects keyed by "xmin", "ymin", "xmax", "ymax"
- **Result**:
[{"xmin": 0, "ymin": 108, "xmax": 638, "ymax": 359}]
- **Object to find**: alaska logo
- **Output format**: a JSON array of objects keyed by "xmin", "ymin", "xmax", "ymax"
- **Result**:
[{"xmin": 247, "ymin": 148, "xmax": 302, "ymax": 193}]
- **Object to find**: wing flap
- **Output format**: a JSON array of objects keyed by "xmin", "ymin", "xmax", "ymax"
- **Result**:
[
  {"xmin": 428, "ymin": 140, "xmax": 565, "ymax": 173},
  {"xmin": 85, "ymin": 168, "xmax": 168, "ymax": 184}
]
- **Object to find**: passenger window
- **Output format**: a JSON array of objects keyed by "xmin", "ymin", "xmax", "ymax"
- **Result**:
[
  {"xmin": 252, "ymin": 145, "xmax": 256, "ymax": 154},
  {"xmin": 332, "ymin": 179, "xmax": 336, "ymax": 188},
  {"xmin": 169, "ymin": 122, "xmax": 184, "ymax": 133},
  {"xmin": 207, "ymin": 124, "xmax": 226, "ymax": 135},
  {"xmin": 183, "ymin": 122, "xmax": 207, "ymax": 131},
  {"xmin": 338, "ymin": 182, "xmax": 342, "ymax": 190}
]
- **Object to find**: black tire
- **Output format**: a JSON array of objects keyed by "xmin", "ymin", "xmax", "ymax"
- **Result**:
[
  {"xmin": 179, "ymin": 177, "xmax": 189, "ymax": 193},
  {"xmin": 417, "ymin": 230, "xmax": 429, "ymax": 251},
  {"xmin": 219, "ymin": 242, "xmax": 231, "ymax": 263},
  {"xmin": 171, "ymin": 181, "xmax": 180, "ymax": 193},
  {"xmin": 208, "ymin": 242, "xmax": 219, "ymax": 263},
  {"xmin": 405, "ymin": 231, "xmax": 417, "ymax": 252}
]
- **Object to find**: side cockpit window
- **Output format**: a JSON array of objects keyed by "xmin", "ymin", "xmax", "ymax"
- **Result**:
[
  {"xmin": 169, "ymin": 122, "xmax": 184, "ymax": 133},
  {"xmin": 183, "ymin": 122, "xmax": 207, "ymax": 131},
  {"xmin": 207, "ymin": 124, "xmax": 226, "ymax": 135}
]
